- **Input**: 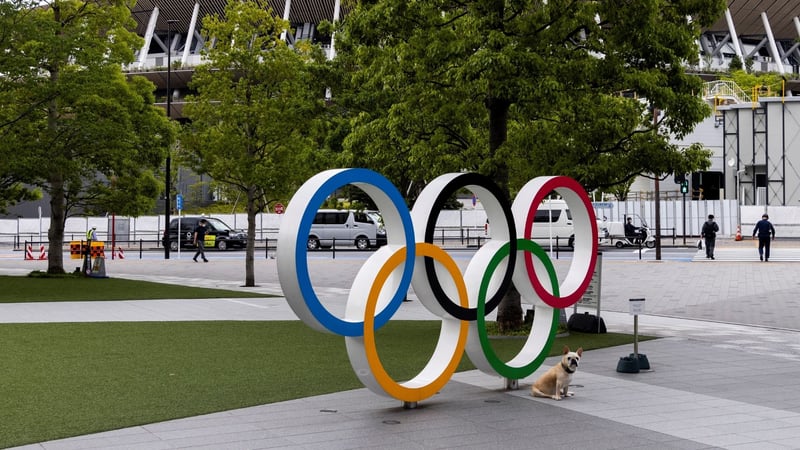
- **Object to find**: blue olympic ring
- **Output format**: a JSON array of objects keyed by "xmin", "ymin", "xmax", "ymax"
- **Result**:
[{"xmin": 277, "ymin": 168, "xmax": 416, "ymax": 336}]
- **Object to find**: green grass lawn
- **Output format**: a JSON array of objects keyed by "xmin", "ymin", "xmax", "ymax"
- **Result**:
[
  {"xmin": 0, "ymin": 275, "xmax": 270, "ymax": 302},
  {"xmin": 0, "ymin": 275, "xmax": 653, "ymax": 447},
  {"xmin": 0, "ymin": 320, "xmax": 652, "ymax": 448}
]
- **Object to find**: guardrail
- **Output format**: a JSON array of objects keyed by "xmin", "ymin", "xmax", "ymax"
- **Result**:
[{"xmin": 16, "ymin": 233, "xmax": 578, "ymax": 261}]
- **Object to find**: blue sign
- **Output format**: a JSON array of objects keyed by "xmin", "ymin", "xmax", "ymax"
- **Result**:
[
  {"xmin": 592, "ymin": 202, "xmax": 613, "ymax": 209},
  {"xmin": 176, "ymin": 194, "xmax": 183, "ymax": 211}
]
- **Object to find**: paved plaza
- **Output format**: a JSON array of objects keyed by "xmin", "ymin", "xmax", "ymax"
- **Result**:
[{"xmin": 3, "ymin": 238, "xmax": 800, "ymax": 449}]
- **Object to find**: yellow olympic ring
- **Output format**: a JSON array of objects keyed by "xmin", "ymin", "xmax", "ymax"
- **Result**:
[{"xmin": 351, "ymin": 243, "xmax": 469, "ymax": 402}]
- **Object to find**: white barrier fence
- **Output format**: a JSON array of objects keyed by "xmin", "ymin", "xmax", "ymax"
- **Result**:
[{"xmin": 3, "ymin": 200, "xmax": 800, "ymax": 247}]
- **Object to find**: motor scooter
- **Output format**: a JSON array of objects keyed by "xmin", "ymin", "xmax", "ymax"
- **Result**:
[{"xmin": 615, "ymin": 224, "xmax": 656, "ymax": 248}]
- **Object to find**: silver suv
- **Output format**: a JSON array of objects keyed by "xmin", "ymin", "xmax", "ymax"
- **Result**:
[{"xmin": 307, "ymin": 209, "xmax": 386, "ymax": 250}]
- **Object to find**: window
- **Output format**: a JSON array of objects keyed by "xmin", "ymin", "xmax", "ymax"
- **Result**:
[
  {"xmin": 354, "ymin": 212, "xmax": 373, "ymax": 224},
  {"xmin": 314, "ymin": 212, "xmax": 348, "ymax": 224},
  {"xmin": 533, "ymin": 210, "xmax": 562, "ymax": 223}
]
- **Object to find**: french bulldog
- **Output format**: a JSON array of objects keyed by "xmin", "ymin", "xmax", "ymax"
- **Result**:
[{"xmin": 530, "ymin": 346, "xmax": 583, "ymax": 400}]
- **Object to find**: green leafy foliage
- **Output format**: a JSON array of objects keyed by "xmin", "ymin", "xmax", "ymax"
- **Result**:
[
  {"xmin": 721, "ymin": 70, "xmax": 786, "ymax": 97},
  {"xmin": 331, "ymin": 0, "xmax": 726, "ymax": 200}
]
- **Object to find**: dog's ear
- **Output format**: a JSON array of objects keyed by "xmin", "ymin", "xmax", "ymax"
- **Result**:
[
  {"xmin": 576, "ymin": 347, "xmax": 583, "ymax": 357},
  {"xmin": 562, "ymin": 345, "xmax": 570, "ymax": 354}
]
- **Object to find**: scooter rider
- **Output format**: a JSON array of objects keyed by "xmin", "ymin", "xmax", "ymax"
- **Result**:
[{"xmin": 624, "ymin": 217, "xmax": 640, "ymax": 242}]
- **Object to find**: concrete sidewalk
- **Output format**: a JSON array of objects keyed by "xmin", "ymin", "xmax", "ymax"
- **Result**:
[{"xmin": 5, "ymin": 242, "xmax": 800, "ymax": 449}]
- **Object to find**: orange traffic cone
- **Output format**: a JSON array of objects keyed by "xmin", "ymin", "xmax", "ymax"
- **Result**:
[{"xmin": 735, "ymin": 225, "xmax": 742, "ymax": 241}]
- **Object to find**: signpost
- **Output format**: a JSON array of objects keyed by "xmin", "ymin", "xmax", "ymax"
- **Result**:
[
  {"xmin": 616, "ymin": 297, "xmax": 649, "ymax": 373},
  {"xmin": 574, "ymin": 252, "xmax": 602, "ymax": 332}
]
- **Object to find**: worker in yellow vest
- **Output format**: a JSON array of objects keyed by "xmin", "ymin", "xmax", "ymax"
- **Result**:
[
  {"xmin": 86, "ymin": 226, "xmax": 97, "ymax": 243},
  {"xmin": 83, "ymin": 226, "xmax": 97, "ymax": 274}
]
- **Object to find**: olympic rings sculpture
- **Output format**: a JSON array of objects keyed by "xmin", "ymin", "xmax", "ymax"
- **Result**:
[{"xmin": 276, "ymin": 168, "xmax": 598, "ymax": 403}]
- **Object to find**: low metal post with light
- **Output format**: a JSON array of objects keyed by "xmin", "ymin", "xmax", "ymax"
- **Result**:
[
  {"xmin": 164, "ymin": 19, "xmax": 178, "ymax": 259},
  {"xmin": 736, "ymin": 169, "xmax": 744, "ymax": 226},
  {"xmin": 727, "ymin": 157, "xmax": 745, "ymax": 233}
]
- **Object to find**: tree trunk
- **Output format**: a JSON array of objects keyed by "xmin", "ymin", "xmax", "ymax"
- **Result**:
[
  {"xmin": 46, "ymin": 61, "xmax": 65, "ymax": 274},
  {"xmin": 244, "ymin": 189, "xmax": 257, "ymax": 287},
  {"xmin": 486, "ymin": 93, "xmax": 522, "ymax": 330},
  {"xmin": 47, "ymin": 173, "xmax": 66, "ymax": 274},
  {"xmin": 497, "ymin": 284, "xmax": 523, "ymax": 332}
]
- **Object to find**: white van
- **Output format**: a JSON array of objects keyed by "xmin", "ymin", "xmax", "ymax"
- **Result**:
[
  {"xmin": 307, "ymin": 209, "xmax": 386, "ymax": 250},
  {"xmin": 528, "ymin": 200, "xmax": 575, "ymax": 248}
]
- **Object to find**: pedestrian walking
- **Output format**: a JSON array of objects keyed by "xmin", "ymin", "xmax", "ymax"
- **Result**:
[
  {"xmin": 752, "ymin": 213, "xmax": 776, "ymax": 262},
  {"xmin": 193, "ymin": 219, "xmax": 209, "ymax": 263},
  {"xmin": 701, "ymin": 214, "xmax": 719, "ymax": 260}
]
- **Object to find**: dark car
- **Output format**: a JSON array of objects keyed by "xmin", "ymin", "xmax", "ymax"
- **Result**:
[{"xmin": 162, "ymin": 217, "xmax": 247, "ymax": 251}]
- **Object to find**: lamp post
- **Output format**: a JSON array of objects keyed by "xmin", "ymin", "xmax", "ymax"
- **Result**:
[
  {"xmin": 728, "ymin": 157, "xmax": 745, "ymax": 230},
  {"xmin": 652, "ymin": 107, "xmax": 661, "ymax": 261},
  {"xmin": 164, "ymin": 19, "xmax": 178, "ymax": 259},
  {"xmin": 736, "ymin": 168, "xmax": 745, "ymax": 227}
]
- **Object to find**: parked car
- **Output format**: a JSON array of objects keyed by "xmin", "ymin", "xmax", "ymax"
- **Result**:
[
  {"xmin": 307, "ymin": 209, "xmax": 386, "ymax": 250},
  {"xmin": 162, "ymin": 217, "xmax": 247, "ymax": 251}
]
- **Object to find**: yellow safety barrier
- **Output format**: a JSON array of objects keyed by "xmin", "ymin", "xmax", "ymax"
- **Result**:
[{"xmin": 70, "ymin": 241, "xmax": 105, "ymax": 259}]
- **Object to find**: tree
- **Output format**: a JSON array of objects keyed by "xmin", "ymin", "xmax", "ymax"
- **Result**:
[
  {"xmin": 729, "ymin": 55, "xmax": 744, "ymax": 72},
  {"xmin": 332, "ymin": 0, "xmax": 726, "ymax": 329},
  {"xmin": 180, "ymin": 0, "xmax": 328, "ymax": 286},
  {"xmin": 0, "ymin": 0, "xmax": 175, "ymax": 273}
]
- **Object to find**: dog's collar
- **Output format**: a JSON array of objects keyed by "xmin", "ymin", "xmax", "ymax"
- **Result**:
[{"xmin": 561, "ymin": 361, "xmax": 576, "ymax": 374}]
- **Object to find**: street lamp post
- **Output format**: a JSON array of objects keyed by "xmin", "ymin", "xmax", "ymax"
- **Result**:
[
  {"xmin": 736, "ymin": 169, "xmax": 745, "ymax": 227},
  {"xmin": 164, "ymin": 19, "xmax": 178, "ymax": 259},
  {"xmin": 728, "ymin": 157, "xmax": 745, "ymax": 230},
  {"xmin": 652, "ymin": 107, "xmax": 661, "ymax": 260}
]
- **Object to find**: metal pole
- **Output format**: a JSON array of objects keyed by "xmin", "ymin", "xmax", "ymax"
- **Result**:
[
  {"xmin": 736, "ymin": 169, "xmax": 744, "ymax": 228},
  {"xmin": 682, "ymin": 192, "xmax": 686, "ymax": 246},
  {"xmin": 653, "ymin": 108, "xmax": 662, "ymax": 260},
  {"xmin": 112, "ymin": 214, "xmax": 116, "ymax": 260},
  {"xmin": 164, "ymin": 18, "xmax": 178, "ymax": 259},
  {"xmin": 633, "ymin": 315, "xmax": 639, "ymax": 357}
]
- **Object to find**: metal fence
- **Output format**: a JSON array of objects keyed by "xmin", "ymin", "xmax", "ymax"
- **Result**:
[{"xmin": 6, "ymin": 200, "xmax": 800, "ymax": 257}]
